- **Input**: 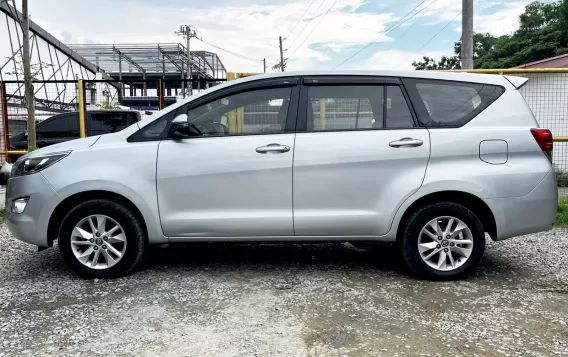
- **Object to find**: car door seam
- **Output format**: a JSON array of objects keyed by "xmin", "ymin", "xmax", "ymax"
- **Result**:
[{"xmin": 156, "ymin": 140, "xmax": 167, "ymax": 239}]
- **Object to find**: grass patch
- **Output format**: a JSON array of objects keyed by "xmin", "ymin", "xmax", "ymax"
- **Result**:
[
  {"xmin": 557, "ymin": 170, "xmax": 568, "ymax": 187},
  {"xmin": 557, "ymin": 197, "xmax": 568, "ymax": 227},
  {"xmin": 0, "ymin": 208, "xmax": 5, "ymax": 224}
]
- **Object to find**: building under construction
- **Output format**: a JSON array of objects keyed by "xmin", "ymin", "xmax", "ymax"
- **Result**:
[
  {"xmin": 0, "ymin": 1, "xmax": 227, "ymax": 116},
  {"xmin": 68, "ymin": 44, "xmax": 227, "ymax": 109}
]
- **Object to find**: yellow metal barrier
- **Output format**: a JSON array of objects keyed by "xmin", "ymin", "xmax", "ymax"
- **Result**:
[
  {"xmin": 446, "ymin": 68, "xmax": 568, "ymax": 74},
  {"xmin": 0, "ymin": 150, "xmax": 27, "ymax": 155},
  {"xmin": 237, "ymin": 107, "xmax": 244, "ymax": 134},
  {"xmin": 77, "ymin": 79, "xmax": 87, "ymax": 138},
  {"xmin": 227, "ymin": 72, "xmax": 262, "ymax": 81},
  {"xmin": 235, "ymin": 72, "xmax": 262, "ymax": 79},
  {"xmin": 319, "ymin": 99, "xmax": 326, "ymax": 130}
]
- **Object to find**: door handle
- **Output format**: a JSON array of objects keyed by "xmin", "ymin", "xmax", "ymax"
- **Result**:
[
  {"xmin": 256, "ymin": 143, "xmax": 290, "ymax": 154},
  {"xmin": 389, "ymin": 138, "xmax": 423, "ymax": 148}
]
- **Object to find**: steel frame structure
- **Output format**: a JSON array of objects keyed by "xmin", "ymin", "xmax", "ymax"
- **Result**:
[
  {"xmin": 0, "ymin": 1, "xmax": 114, "ymax": 113},
  {"xmin": 68, "ymin": 44, "xmax": 227, "ymax": 96}
]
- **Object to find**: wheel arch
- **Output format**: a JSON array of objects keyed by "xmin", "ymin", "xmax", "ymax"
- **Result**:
[
  {"xmin": 47, "ymin": 190, "xmax": 148, "ymax": 246},
  {"xmin": 396, "ymin": 190, "xmax": 497, "ymax": 241}
]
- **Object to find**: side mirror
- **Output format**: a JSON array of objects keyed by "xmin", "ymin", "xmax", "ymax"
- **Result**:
[
  {"xmin": 170, "ymin": 114, "xmax": 189, "ymax": 140},
  {"xmin": 0, "ymin": 162, "xmax": 13, "ymax": 186},
  {"xmin": 172, "ymin": 113, "xmax": 188, "ymax": 125}
]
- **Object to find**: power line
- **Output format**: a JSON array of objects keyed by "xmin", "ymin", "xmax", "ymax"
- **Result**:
[
  {"xmin": 418, "ymin": 11, "xmax": 461, "ymax": 51},
  {"xmin": 394, "ymin": 11, "xmax": 461, "ymax": 70},
  {"xmin": 287, "ymin": 0, "xmax": 339, "ymax": 60},
  {"xmin": 285, "ymin": 0, "xmax": 317, "ymax": 40},
  {"xmin": 333, "ymin": 0, "xmax": 429, "ymax": 69},
  {"xmin": 368, "ymin": 0, "xmax": 440, "ymax": 66},
  {"xmin": 287, "ymin": 0, "xmax": 328, "ymax": 49},
  {"xmin": 196, "ymin": 38, "xmax": 262, "ymax": 63}
]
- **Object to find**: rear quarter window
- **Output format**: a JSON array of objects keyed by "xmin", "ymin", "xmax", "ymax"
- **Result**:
[
  {"xmin": 402, "ymin": 78, "xmax": 504, "ymax": 127},
  {"xmin": 89, "ymin": 113, "xmax": 129, "ymax": 135}
]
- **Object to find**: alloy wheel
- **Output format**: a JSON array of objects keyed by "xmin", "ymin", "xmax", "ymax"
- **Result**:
[
  {"xmin": 70, "ymin": 215, "xmax": 127, "ymax": 270},
  {"xmin": 417, "ymin": 216, "xmax": 474, "ymax": 271}
]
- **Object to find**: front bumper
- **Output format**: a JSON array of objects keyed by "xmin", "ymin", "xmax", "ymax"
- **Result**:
[
  {"xmin": 5, "ymin": 173, "xmax": 61, "ymax": 247},
  {"xmin": 484, "ymin": 168, "xmax": 558, "ymax": 241}
]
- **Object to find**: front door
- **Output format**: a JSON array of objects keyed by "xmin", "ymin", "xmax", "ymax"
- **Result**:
[
  {"xmin": 157, "ymin": 80, "xmax": 300, "ymax": 237},
  {"xmin": 293, "ymin": 78, "xmax": 431, "ymax": 236}
]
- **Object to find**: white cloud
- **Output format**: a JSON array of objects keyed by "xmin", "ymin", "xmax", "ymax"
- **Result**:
[
  {"xmin": 23, "ymin": 0, "xmax": 398, "ymax": 73},
  {"xmin": 362, "ymin": 49, "xmax": 448, "ymax": 70},
  {"xmin": 474, "ymin": 1, "xmax": 528, "ymax": 35},
  {"xmin": 414, "ymin": 0, "xmax": 529, "ymax": 36}
]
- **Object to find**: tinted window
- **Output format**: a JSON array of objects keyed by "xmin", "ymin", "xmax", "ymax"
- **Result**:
[
  {"xmin": 182, "ymin": 87, "xmax": 292, "ymax": 136},
  {"xmin": 37, "ymin": 114, "xmax": 79, "ymax": 139},
  {"xmin": 305, "ymin": 85, "xmax": 414, "ymax": 131},
  {"xmin": 307, "ymin": 86, "xmax": 383, "ymax": 131},
  {"xmin": 403, "ymin": 78, "xmax": 504, "ymax": 127},
  {"xmin": 8, "ymin": 119, "xmax": 28, "ymax": 136},
  {"xmin": 386, "ymin": 86, "xmax": 414, "ymax": 128},
  {"xmin": 89, "ymin": 113, "xmax": 128, "ymax": 135},
  {"xmin": 127, "ymin": 112, "xmax": 140, "ymax": 124}
]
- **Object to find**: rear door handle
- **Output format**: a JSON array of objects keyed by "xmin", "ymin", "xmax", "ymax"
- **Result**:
[
  {"xmin": 389, "ymin": 138, "xmax": 423, "ymax": 148},
  {"xmin": 256, "ymin": 143, "xmax": 290, "ymax": 154}
]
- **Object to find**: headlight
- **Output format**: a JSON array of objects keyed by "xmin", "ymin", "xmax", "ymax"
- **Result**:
[{"xmin": 12, "ymin": 151, "xmax": 70, "ymax": 177}]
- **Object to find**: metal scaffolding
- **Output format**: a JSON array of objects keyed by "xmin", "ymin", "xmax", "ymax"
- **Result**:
[
  {"xmin": 0, "ymin": 0, "xmax": 114, "ymax": 114},
  {"xmin": 67, "ymin": 44, "xmax": 227, "ymax": 81},
  {"xmin": 67, "ymin": 43, "xmax": 227, "ymax": 100}
]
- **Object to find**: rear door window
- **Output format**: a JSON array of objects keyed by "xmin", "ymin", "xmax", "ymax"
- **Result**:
[
  {"xmin": 402, "ymin": 78, "xmax": 504, "ymax": 127},
  {"xmin": 300, "ymin": 84, "xmax": 415, "ymax": 131},
  {"xmin": 307, "ymin": 86, "xmax": 382, "ymax": 131},
  {"xmin": 89, "ymin": 113, "xmax": 129, "ymax": 135},
  {"xmin": 386, "ymin": 86, "xmax": 414, "ymax": 128}
]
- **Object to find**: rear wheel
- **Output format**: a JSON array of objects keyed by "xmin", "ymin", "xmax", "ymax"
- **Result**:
[
  {"xmin": 400, "ymin": 202, "xmax": 485, "ymax": 281},
  {"xmin": 58, "ymin": 199, "xmax": 146, "ymax": 279}
]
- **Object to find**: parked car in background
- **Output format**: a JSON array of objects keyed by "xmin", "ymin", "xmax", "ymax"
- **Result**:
[
  {"xmin": 8, "ymin": 110, "xmax": 141, "ymax": 160},
  {"xmin": 3, "ymin": 71, "xmax": 558, "ymax": 280}
]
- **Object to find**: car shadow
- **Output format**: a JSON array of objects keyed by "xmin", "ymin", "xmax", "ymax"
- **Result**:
[
  {"xmin": 141, "ymin": 242, "xmax": 403, "ymax": 273},
  {"xmin": 138, "ymin": 240, "xmax": 526, "ymax": 281}
]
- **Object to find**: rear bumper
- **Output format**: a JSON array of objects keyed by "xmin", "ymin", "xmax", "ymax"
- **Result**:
[
  {"xmin": 484, "ymin": 169, "xmax": 557, "ymax": 241},
  {"xmin": 5, "ymin": 173, "xmax": 61, "ymax": 247}
]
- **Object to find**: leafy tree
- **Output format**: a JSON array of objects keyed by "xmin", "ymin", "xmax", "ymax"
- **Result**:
[
  {"xmin": 95, "ymin": 100, "xmax": 121, "ymax": 110},
  {"xmin": 412, "ymin": 55, "xmax": 461, "ymax": 70},
  {"xmin": 412, "ymin": 1, "xmax": 568, "ymax": 70},
  {"xmin": 412, "ymin": 33, "xmax": 498, "ymax": 70}
]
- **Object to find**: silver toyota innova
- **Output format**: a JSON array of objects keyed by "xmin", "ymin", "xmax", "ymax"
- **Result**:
[{"xmin": 4, "ymin": 71, "xmax": 558, "ymax": 280}]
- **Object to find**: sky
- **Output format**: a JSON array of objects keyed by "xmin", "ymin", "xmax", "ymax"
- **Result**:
[{"xmin": 4, "ymin": 0, "xmax": 548, "ymax": 73}]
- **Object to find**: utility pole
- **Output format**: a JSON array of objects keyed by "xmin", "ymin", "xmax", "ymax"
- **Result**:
[
  {"xmin": 279, "ymin": 36, "xmax": 285, "ymax": 72},
  {"xmin": 21, "ymin": 0, "xmax": 36, "ymax": 149},
  {"xmin": 176, "ymin": 25, "xmax": 200, "ymax": 97},
  {"xmin": 461, "ymin": 0, "xmax": 474, "ymax": 69},
  {"xmin": 263, "ymin": 58, "xmax": 266, "ymax": 73}
]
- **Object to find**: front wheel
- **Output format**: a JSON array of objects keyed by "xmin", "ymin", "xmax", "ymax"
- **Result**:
[
  {"xmin": 400, "ymin": 202, "xmax": 485, "ymax": 281},
  {"xmin": 58, "ymin": 199, "xmax": 146, "ymax": 279}
]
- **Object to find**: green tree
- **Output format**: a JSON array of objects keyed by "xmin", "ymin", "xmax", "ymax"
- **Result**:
[
  {"xmin": 412, "ymin": 1, "xmax": 568, "ymax": 70},
  {"xmin": 412, "ymin": 33, "xmax": 498, "ymax": 70},
  {"xmin": 95, "ymin": 100, "xmax": 121, "ymax": 110}
]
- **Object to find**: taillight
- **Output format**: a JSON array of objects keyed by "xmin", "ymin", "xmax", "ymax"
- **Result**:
[{"xmin": 531, "ymin": 128, "xmax": 553, "ymax": 152}]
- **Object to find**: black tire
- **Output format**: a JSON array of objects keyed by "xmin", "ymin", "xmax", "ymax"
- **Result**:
[
  {"xmin": 58, "ymin": 199, "xmax": 146, "ymax": 279},
  {"xmin": 400, "ymin": 201, "xmax": 485, "ymax": 281}
]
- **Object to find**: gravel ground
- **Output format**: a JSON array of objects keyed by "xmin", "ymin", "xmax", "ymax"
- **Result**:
[{"xmin": 1, "ymin": 225, "xmax": 567, "ymax": 357}]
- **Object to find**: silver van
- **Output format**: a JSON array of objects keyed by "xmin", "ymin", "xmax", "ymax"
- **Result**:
[{"xmin": 4, "ymin": 71, "xmax": 558, "ymax": 280}]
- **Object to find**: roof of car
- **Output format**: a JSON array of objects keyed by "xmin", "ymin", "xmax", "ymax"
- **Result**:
[{"xmin": 230, "ymin": 70, "xmax": 508, "ymax": 85}]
